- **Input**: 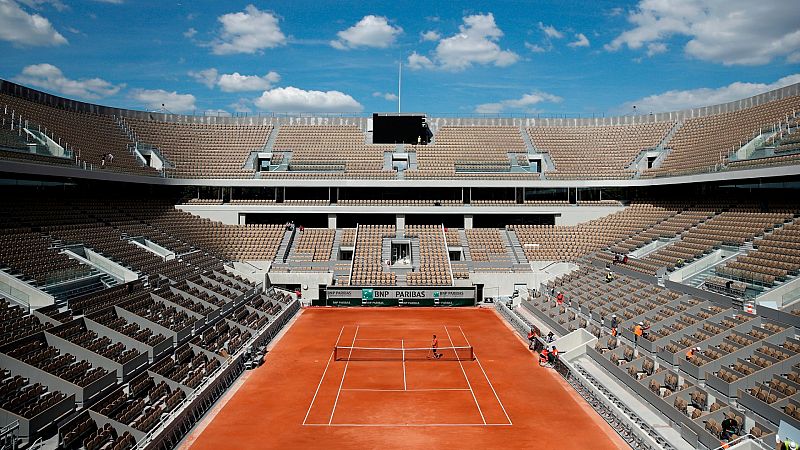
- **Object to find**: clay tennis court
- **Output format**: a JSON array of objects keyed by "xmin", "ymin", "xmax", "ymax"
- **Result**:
[{"xmin": 187, "ymin": 308, "xmax": 626, "ymax": 449}]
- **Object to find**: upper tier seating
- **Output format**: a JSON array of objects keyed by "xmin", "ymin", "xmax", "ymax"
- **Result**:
[
  {"xmin": 528, "ymin": 122, "xmax": 674, "ymax": 179},
  {"xmin": 645, "ymin": 95, "xmax": 800, "ymax": 177},
  {"xmin": 0, "ymin": 94, "xmax": 158, "ymax": 176},
  {"xmin": 266, "ymin": 125, "xmax": 395, "ymax": 179},
  {"xmin": 125, "ymin": 119, "xmax": 271, "ymax": 179},
  {"xmin": 406, "ymin": 126, "xmax": 537, "ymax": 180}
]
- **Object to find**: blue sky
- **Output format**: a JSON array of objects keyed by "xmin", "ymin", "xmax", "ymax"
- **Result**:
[{"xmin": 0, "ymin": 0, "xmax": 798, "ymax": 116}]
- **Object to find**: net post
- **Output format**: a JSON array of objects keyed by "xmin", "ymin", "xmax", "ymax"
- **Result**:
[
  {"xmin": 334, "ymin": 346, "xmax": 338, "ymax": 361},
  {"xmin": 469, "ymin": 346, "xmax": 474, "ymax": 361}
]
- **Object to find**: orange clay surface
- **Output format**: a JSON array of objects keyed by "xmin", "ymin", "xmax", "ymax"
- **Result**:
[{"xmin": 189, "ymin": 307, "xmax": 627, "ymax": 449}]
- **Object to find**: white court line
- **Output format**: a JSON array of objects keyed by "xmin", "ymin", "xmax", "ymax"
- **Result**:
[
  {"xmin": 341, "ymin": 388, "xmax": 471, "ymax": 392},
  {"xmin": 329, "ymin": 325, "xmax": 359, "ymax": 424},
  {"xmin": 401, "ymin": 338, "xmax": 407, "ymax": 391},
  {"xmin": 302, "ymin": 325, "xmax": 345, "ymax": 425},
  {"xmin": 458, "ymin": 326, "xmax": 513, "ymax": 425},
  {"xmin": 443, "ymin": 325, "xmax": 485, "ymax": 425},
  {"xmin": 303, "ymin": 423, "xmax": 513, "ymax": 427}
]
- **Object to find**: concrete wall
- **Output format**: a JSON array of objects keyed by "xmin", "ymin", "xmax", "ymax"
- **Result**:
[
  {"xmin": 555, "ymin": 206, "xmax": 625, "ymax": 226},
  {"xmin": 0, "ymin": 270, "xmax": 54, "ymax": 308},
  {"xmin": 178, "ymin": 204, "xmax": 623, "ymax": 227},
  {"xmin": 266, "ymin": 271, "xmax": 333, "ymax": 303},
  {"xmin": 470, "ymin": 272, "xmax": 538, "ymax": 298},
  {"xmin": 756, "ymin": 276, "xmax": 800, "ymax": 308}
]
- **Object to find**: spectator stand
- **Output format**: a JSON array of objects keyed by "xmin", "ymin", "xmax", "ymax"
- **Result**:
[
  {"xmin": 46, "ymin": 317, "xmax": 150, "ymax": 383},
  {"xmin": 85, "ymin": 308, "xmax": 173, "ymax": 364},
  {"xmin": 0, "ymin": 332, "xmax": 117, "ymax": 406}
]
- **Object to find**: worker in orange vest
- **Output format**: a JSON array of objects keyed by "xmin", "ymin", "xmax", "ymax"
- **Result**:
[
  {"xmin": 539, "ymin": 347, "xmax": 549, "ymax": 366},
  {"xmin": 686, "ymin": 346, "xmax": 701, "ymax": 360},
  {"xmin": 633, "ymin": 321, "xmax": 648, "ymax": 345}
]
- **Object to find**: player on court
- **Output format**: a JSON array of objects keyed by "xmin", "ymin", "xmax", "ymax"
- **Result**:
[{"xmin": 430, "ymin": 334, "xmax": 442, "ymax": 359}]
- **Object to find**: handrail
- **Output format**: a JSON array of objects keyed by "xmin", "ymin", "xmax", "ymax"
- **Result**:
[
  {"xmin": 712, "ymin": 434, "xmax": 772, "ymax": 450},
  {"xmin": 348, "ymin": 223, "xmax": 359, "ymax": 285},
  {"xmin": 442, "ymin": 223, "xmax": 454, "ymax": 286}
]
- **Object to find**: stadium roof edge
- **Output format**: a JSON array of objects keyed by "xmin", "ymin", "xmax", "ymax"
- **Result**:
[{"xmin": 1, "ymin": 78, "xmax": 799, "ymax": 127}]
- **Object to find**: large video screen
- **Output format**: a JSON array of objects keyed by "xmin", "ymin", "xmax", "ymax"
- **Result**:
[{"xmin": 373, "ymin": 113, "xmax": 430, "ymax": 144}]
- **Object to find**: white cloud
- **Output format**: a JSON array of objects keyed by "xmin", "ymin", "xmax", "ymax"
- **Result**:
[
  {"xmin": 188, "ymin": 68, "xmax": 218, "ymax": 88},
  {"xmin": 408, "ymin": 13, "xmax": 518, "ymax": 71},
  {"xmin": 421, "ymin": 30, "xmax": 440, "ymax": 42},
  {"xmin": 525, "ymin": 41, "xmax": 547, "ymax": 53},
  {"xmin": 475, "ymin": 91, "xmax": 563, "ymax": 114},
  {"xmin": 407, "ymin": 51, "xmax": 434, "ymax": 70},
  {"xmin": 372, "ymin": 91, "xmax": 398, "ymax": 101},
  {"xmin": 229, "ymin": 98, "xmax": 252, "ymax": 113},
  {"xmin": 212, "ymin": 5, "xmax": 286, "ymax": 55},
  {"xmin": 254, "ymin": 86, "xmax": 363, "ymax": 113},
  {"xmin": 568, "ymin": 33, "xmax": 590, "ymax": 48},
  {"xmin": 0, "ymin": 0, "xmax": 67, "ymax": 47},
  {"xmin": 92, "ymin": 0, "xmax": 123, "ymax": 3},
  {"xmin": 130, "ymin": 89, "xmax": 196, "ymax": 113},
  {"xmin": 189, "ymin": 68, "xmax": 280, "ymax": 92},
  {"xmin": 14, "ymin": 63, "xmax": 123, "ymax": 99},
  {"xmin": 17, "ymin": 0, "xmax": 66, "ymax": 11},
  {"xmin": 646, "ymin": 42, "xmax": 667, "ymax": 56},
  {"xmin": 183, "ymin": 27, "xmax": 197, "ymax": 38},
  {"xmin": 538, "ymin": 22, "xmax": 564, "ymax": 39},
  {"xmin": 605, "ymin": 0, "xmax": 800, "ymax": 66},
  {"xmin": 331, "ymin": 15, "xmax": 402, "ymax": 49},
  {"xmin": 218, "ymin": 71, "xmax": 280, "ymax": 92},
  {"xmin": 622, "ymin": 73, "xmax": 800, "ymax": 112}
]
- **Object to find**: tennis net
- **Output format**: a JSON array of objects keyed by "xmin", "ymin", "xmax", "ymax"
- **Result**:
[{"xmin": 334, "ymin": 345, "xmax": 474, "ymax": 361}]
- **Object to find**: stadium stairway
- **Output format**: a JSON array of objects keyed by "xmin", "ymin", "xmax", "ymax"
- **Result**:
[
  {"xmin": 458, "ymin": 229, "xmax": 472, "ymax": 261},
  {"xmin": 330, "ymin": 229, "xmax": 342, "ymax": 260},
  {"xmin": 275, "ymin": 229, "xmax": 295, "ymax": 264}
]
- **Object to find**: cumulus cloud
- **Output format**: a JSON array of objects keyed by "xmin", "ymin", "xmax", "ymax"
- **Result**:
[
  {"xmin": 525, "ymin": 41, "xmax": 547, "ymax": 53},
  {"xmin": 188, "ymin": 68, "xmax": 218, "ymax": 88},
  {"xmin": 189, "ymin": 69, "xmax": 280, "ymax": 92},
  {"xmin": 14, "ymin": 63, "xmax": 122, "ymax": 99},
  {"xmin": 0, "ymin": 0, "xmax": 67, "ymax": 47},
  {"xmin": 229, "ymin": 98, "xmax": 252, "ymax": 113},
  {"xmin": 254, "ymin": 86, "xmax": 363, "ymax": 113},
  {"xmin": 622, "ymin": 73, "xmax": 800, "ymax": 112},
  {"xmin": 331, "ymin": 15, "xmax": 402, "ymax": 49},
  {"xmin": 218, "ymin": 71, "xmax": 280, "ymax": 92},
  {"xmin": 212, "ymin": 5, "xmax": 286, "ymax": 55},
  {"xmin": 17, "ymin": 0, "xmax": 66, "ymax": 11},
  {"xmin": 421, "ymin": 30, "xmax": 440, "ymax": 42},
  {"xmin": 183, "ymin": 27, "xmax": 197, "ymax": 38},
  {"xmin": 407, "ymin": 51, "xmax": 435, "ymax": 70},
  {"xmin": 372, "ymin": 91, "xmax": 398, "ymax": 101},
  {"xmin": 568, "ymin": 33, "xmax": 590, "ymax": 48},
  {"xmin": 130, "ymin": 89, "xmax": 196, "ymax": 113},
  {"xmin": 538, "ymin": 22, "xmax": 564, "ymax": 39},
  {"xmin": 605, "ymin": 0, "xmax": 800, "ymax": 66},
  {"xmin": 475, "ymin": 91, "xmax": 563, "ymax": 114},
  {"xmin": 408, "ymin": 13, "xmax": 518, "ymax": 71},
  {"xmin": 646, "ymin": 42, "xmax": 667, "ymax": 56}
]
